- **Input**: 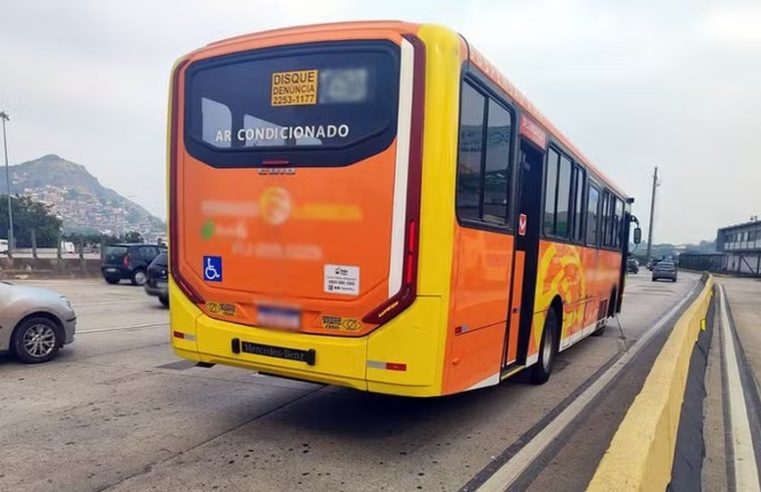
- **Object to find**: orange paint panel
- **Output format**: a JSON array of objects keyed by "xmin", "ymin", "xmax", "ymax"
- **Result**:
[
  {"xmin": 532, "ymin": 240, "xmax": 622, "ymax": 345},
  {"xmin": 444, "ymin": 226, "xmax": 513, "ymax": 391},
  {"xmin": 449, "ymin": 228, "xmax": 513, "ymax": 332},
  {"xmin": 443, "ymin": 323, "xmax": 504, "ymax": 394},
  {"xmin": 172, "ymin": 28, "xmax": 414, "ymax": 338}
]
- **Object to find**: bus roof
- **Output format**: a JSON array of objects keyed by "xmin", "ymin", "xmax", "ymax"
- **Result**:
[{"xmin": 196, "ymin": 20, "xmax": 626, "ymax": 198}]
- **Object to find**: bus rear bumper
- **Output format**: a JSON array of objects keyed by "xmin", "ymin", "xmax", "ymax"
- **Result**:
[{"xmin": 170, "ymin": 288, "xmax": 444, "ymax": 397}]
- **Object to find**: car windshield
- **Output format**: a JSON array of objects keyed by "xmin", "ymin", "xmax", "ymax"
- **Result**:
[{"xmin": 656, "ymin": 262, "xmax": 675, "ymax": 269}]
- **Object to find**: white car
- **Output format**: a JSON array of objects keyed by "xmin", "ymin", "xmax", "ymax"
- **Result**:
[
  {"xmin": 0, "ymin": 282, "xmax": 77, "ymax": 363},
  {"xmin": 0, "ymin": 239, "xmax": 8, "ymax": 255}
]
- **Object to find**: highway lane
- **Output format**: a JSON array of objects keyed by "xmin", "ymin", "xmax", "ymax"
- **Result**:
[{"xmin": 0, "ymin": 272, "xmax": 698, "ymax": 491}]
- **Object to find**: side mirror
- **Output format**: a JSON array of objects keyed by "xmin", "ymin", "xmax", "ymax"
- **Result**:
[{"xmin": 633, "ymin": 227, "xmax": 642, "ymax": 245}]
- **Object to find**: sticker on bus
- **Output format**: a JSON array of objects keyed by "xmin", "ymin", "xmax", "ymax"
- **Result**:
[
  {"xmin": 324, "ymin": 264, "xmax": 360, "ymax": 296},
  {"xmin": 271, "ymin": 69, "xmax": 318, "ymax": 106},
  {"xmin": 321, "ymin": 315, "xmax": 362, "ymax": 332}
]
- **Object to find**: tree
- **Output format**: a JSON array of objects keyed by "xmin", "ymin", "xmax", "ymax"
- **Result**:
[{"xmin": 0, "ymin": 194, "xmax": 62, "ymax": 248}]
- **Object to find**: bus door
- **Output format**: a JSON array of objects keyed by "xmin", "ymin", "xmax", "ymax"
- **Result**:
[{"xmin": 503, "ymin": 139, "xmax": 544, "ymax": 367}]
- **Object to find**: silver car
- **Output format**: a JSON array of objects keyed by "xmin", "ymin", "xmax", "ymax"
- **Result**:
[
  {"xmin": 651, "ymin": 261, "xmax": 678, "ymax": 282},
  {"xmin": 0, "ymin": 282, "xmax": 76, "ymax": 363}
]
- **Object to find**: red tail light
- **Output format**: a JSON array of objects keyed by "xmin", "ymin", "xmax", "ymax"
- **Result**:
[{"xmin": 362, "ymin": 35, "xmax": 425, "ymax": 326}]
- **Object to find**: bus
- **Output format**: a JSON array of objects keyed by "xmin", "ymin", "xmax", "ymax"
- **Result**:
[{"xmin": 167, "ymin": 21, "xmax": 640, "ymax": 397}]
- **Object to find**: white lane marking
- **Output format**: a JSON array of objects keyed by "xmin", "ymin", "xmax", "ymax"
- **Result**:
[
  {"xmin": 718, "ymin": 284, "xmax": 761, "ymax": 492},
  {"xmin": 477, "ymin": 276, "xmax": 699, "ymax": 492},
  {"xmin": 77, "ymin": 322, "xmax": 168, "ymax": 334},
  {"xmin": 387, "ymin": 38, "xmax": 414, "ymax": 297}
]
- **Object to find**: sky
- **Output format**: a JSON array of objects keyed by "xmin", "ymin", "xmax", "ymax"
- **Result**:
[{"xmin": 1, "ymin": 0, "xmax": 760, "ymax": 244}]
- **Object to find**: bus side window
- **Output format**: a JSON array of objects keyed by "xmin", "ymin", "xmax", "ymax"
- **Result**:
[
  {"xmin": 456, "ymin": 80, "xmax": 514, "ymax": 228},
  {"xmin": 543, "ymin": 148, "xmax": 572, "ymax": 239},
  {"xmin": 614, "ymin": 197, "xmax": 624, "ymax": 248},
  {"xmin": 572, "ymin": 165, "xmax": 586, "ymax": 242},
  {"xmin": 600, "ymin": 190, "xmax": 611, "ymax": 247},
  {"xmin": 605, "ymin": 193, "xmax": 616, "ymax": 247},
  {"xmin": 482, "ymin": 99, "xmax": 512, "ymax": 225},
  {"xmin": 543, "ymin": 149, "xmax": 559, "ymax": 236},
  {"xmin": 586, "ymin": 185, "xmax": 600, "ymax": 246},
  {"xmin": 555, "ymin": 155, "xmax": 572, "ymax": 238},
  {"xmin": 457, "ymin": 82, "xmax": 486, "ymax": 222}
]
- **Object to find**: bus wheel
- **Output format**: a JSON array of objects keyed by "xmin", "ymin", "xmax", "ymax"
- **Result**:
[
  {"xmin": 530, "ymin": 309, "xmax": 559, "ymax": 384},
  {"xmin": 592, "ymin": 319, "xmax": 607, "ymax": 336}
]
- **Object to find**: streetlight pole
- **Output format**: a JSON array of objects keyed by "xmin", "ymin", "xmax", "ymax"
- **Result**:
[
  {"xmin": 646, "ymin": 166, "xmax": 658, "ymax": 262},
  {"xmin": 1, "ymin": 110, "xmax": 14, "ymax": 258}
]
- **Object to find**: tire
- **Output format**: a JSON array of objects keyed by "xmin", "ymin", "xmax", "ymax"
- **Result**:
[
  {"xmin": 592, "ymin": 319, "xmax": 607, "ymax": 336},
  {"xmin": 104, "ymin": 276, "xmax": 120, "ymax": 285},
  {"xmin": 159, "ymin": 296, "xmax": 169, "ymax": 308},
  {"xmin": 530, "ymin": 308, "xmax": 559, "ymax": 384},
  {"xmin": 13, "ymin": 317, "xmax": 61, "ymax": 364},
  {"xmin": 131, "ymin": 269, "xmax": 147, "ymax": 286}
]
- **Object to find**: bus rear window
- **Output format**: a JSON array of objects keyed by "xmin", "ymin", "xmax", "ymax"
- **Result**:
[{"xmin": 184, "ymin": 41, "xmax": 400, "ymax": 167}]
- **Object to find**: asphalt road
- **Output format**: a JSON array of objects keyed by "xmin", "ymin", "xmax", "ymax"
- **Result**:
[{"xmin": 0, "ymin": 272, "xmax": 699, "ymax": 491}]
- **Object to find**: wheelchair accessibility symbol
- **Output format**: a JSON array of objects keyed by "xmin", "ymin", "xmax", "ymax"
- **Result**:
[{"xmin": 203, "ymin": 256, "xmax": 223, "ymax": 282}]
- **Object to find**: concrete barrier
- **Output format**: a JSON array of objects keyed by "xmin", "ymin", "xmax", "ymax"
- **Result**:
[
  {"xmin": 588, "ymin": 275, "xmax": 714, "ymax": 491},
  {"xmin": 0, "ymin": 257, "xmax": 102, "ymax": 279}
]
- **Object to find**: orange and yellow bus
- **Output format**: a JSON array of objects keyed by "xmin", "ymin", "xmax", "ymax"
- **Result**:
[{"xmin": 168, "ymin": 21, "xmax": 640, "ymax": 397}]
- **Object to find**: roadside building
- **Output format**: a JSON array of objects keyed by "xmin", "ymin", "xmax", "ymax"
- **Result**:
[
  {"xmin": 716, "ymin": 219, "xmax": 761, "ymax": 276},
  {"xmin": 681, "ymin": 218, "xmax": 761, "ymax": 276}
]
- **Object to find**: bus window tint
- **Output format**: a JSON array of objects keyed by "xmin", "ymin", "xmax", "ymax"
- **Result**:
[
  {"xmin": 482, "ymin": 100, "xmax": 512, "ymax": 225},
  {"xmin": 201, "ymin": 98, "xmax": 232, "ymax": 149},
  {"xmin": 457, "ymin": 83, "xmax": 486, "ymax": 221},
  {"xmin": 185, "ymin": 42, "xmax": 399, "ymax": 158},
  {"xmin": 614, "ymin": 197, "xmax": 624, "ymax": 248},
  {"xmin": 555, "ymin": 155, "xmax": 572, "ymax": 238},
  {"xmin": 586, "ymin": 185, "xmax": 600, "ymax": 245},
  {"xmin": 573, "ymin": 166, "xmax": 585, "ymax": 241},
  {"xmin": 601, "ymin": 191, "xmax": 612, "ymax": 247},
  {"xmin": 544, "ymin": 149, "xmax": 559, "ymax": 235}
]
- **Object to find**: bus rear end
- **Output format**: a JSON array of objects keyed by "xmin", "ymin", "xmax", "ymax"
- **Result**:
[{"xmin": 168, "ymin": 22, "xmax": 441, "ymax": 395}]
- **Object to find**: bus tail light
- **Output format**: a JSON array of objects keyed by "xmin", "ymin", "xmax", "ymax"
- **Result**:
[
  {"xmin": 363, "ymin": 219, "xmax": 419, "ymax": 325},
  {"xmin": 362, "ymin": 34, "xmax": 424, "ymax": 327},
  {"xmin": 168, "ymin": 59, "xmax": 203, "ymax": 305}
]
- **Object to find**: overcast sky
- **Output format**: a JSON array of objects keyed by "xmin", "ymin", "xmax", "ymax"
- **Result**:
[{"xmin": 1, "ymin": 0, "xmax": 759, "ymax": 244}]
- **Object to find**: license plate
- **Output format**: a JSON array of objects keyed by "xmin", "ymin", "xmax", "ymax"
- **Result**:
[
  {"xmin": 257, "ymin": 305, "xmax": 301, "ymax": 330},
  {"xmin": 156, "ymin": 281, "xmax": 168, "ymax": 288},
  {"xmin": 106, "ymin": 268, "xmax": 117, "ymax": 273},
  {"xmin": 241, "ymin": 341, "xmax": 316, "ymax": 365}
]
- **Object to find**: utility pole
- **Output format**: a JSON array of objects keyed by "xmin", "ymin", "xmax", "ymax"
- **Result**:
[
  {"xmin": 1, "ymin": 110, "xmax": 14, "ymax": 258},
  {"xmin": 646, "ymin": 166, "xmax": 658, "ymax": 262}
]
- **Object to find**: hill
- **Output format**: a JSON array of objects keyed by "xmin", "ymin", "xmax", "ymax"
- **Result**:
[{"xmin": 0, "ymin": 154, "xmax": 165, "ymax": 238}]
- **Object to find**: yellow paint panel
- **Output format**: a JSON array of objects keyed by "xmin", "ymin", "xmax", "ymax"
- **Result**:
[{"xmin": 367, "ymin": 297, "xmax": 442, "ymax": 396}]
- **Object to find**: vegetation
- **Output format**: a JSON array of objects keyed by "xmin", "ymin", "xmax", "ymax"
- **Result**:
[{"xmin": 0, "ymin": 194, "xmax": 63, "ymax": 247}]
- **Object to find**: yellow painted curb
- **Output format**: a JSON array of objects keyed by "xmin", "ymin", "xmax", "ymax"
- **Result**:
[{"xmin": 588, "ymin": 277, "xmax": 714, "ymax": 491}]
